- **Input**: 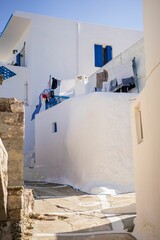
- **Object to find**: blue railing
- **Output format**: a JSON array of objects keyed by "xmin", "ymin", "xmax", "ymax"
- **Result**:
[
  {"xmin": 45, "ymin": 95, "xmax": 69, "ymax": 109},
  {"xmin": 0, "ymin": 66, "xmax": 16, "ymax": 80},
  {"xmin": 31, "ymin": 89, "xmax": 69, "ymax": 120}
]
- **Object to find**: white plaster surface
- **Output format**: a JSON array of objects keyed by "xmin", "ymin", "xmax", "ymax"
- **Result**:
[
  {"xmin": 0, "ymin": 65, "xmax": 35, "ymax": 156},
  {"xmin": 0, "ymin": 11, "xmax": 143, "ymax": 157},
  {"xmin": 132, "ymin": 1, "xmax": 160, "ymax": 239},
  {"xmin": 35, "ymin": 93, "xmax": 135, "ymax": 194},
  {"xmin": 88, "ymin": 39, "xmax": 145, "ymax": 94},
  {"xmin": 59, "ymin": 79, "xmax": 75, "ymax": 97}
]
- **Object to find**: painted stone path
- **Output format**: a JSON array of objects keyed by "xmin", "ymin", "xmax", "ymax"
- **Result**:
[{"xmin": 24, "ymin": 182, "xmax": 137, "ymax": 240}]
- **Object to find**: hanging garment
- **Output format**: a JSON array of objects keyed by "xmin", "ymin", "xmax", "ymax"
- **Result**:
[
  {"xmin": 122, "ymin": 76, "xmax": 134, "ymax": 86},
  {"xmin": 122, "ymin": 76, "xmax": 135, "ymax": 92},
  {"xmin": 51, "ymin": 78, "xmax": 58, "ymax": 90},
  {"xmin": 96, "ymin": 70, "xmax": 108, "ymax": 89},
  {"xmin": 31, "ymin": 95, "xmax": 42, "ymax": 120},
  {"xmin": 109, "ymin": 79, "xmax": 118, "ymax": 92}
]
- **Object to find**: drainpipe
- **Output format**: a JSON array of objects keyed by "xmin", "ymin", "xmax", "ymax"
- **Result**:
[
  {"xmin": 24, "ymin": 81, "xmax": 29, "ymax": 106},
  {"xmin": 77, "ymin": 22, "xmax": 80, "ymax": 76}
]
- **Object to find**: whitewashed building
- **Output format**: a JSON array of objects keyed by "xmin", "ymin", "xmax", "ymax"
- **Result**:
[
  {"xmin": 132, "ymin": 0, "xmax": 160, "ymax": 239},
  {"xmin": 0, "ymin": 11, "xmax": 144, "ymax": 193}
]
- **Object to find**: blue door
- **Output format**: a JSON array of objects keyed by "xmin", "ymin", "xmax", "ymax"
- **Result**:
[{"xmin": 16, "ymin": 53, "xmax": 21, "ymax": 66}]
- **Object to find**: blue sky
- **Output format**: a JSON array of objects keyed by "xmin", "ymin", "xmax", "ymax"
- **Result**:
[{"xmin": 0, "ymin": 0, "xmax": 143, "ymax": 33}]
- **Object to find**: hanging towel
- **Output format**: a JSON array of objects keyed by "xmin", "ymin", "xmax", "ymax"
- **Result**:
[{"xmin": 51, "ymin": 78, "xmax": 58, "ymax": 89}]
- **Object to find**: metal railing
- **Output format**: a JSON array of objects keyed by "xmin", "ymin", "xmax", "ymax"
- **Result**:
[{"xmin": 0, "ymin": 66, "xmax": 16, "ymax": 80}]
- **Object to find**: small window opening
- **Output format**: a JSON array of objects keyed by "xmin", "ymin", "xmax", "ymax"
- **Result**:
[
  {"xmin": 135, "ymin": 104, "xmax": 143, "ymax": 144},
  {"xmin": 52, "ymin": 122, "xmax": 57, "ymax": 133}
]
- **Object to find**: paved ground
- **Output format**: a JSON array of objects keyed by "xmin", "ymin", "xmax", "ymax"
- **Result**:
[{"xmin": 24, "ymin": 181, "xmax": 137, "ymax": 240}]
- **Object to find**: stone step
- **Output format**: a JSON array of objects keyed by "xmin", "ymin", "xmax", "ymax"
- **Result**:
[{"xmin": 30, "ymin": 232, "xmax": 136, "ymax": 240}]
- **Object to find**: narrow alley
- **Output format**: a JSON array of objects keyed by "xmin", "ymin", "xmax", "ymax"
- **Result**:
[{"xmin": 24, "ymin": 181, "xmax": 137, "ymax": 240}]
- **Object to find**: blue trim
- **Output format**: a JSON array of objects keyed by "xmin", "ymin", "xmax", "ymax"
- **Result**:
[
  {"xmin": 45, "ymin": 95, "xmax": 70, "ymax": 110},
  {"xmin": 31, "ymin": 89, "xmax": 70, "ymax": 121},
  {"xmin": 132, "ymin": 57, "xmax": 139, "ymax": 93},
  {"xmin": 106, "ymin": 45, "xmax": 112, "ymax": 63},
  {"xmin": 94, "ymin": 44, "xmax": 103, "ymax": 67},
  {"xmin": 0, "ymin": 66, "xmax": 16, "ymax": 80},
  {"xmin": 54, "ymin": 95, "xmax": 69, "ymax": 99},
  {"xmin": 0, "ymin": 14, "xmax": 13, "ymax": 37},
  {"xmin": 16, "ymin": 53, "xmax": 21, "ymax": 66},
  {"xmin": 31, "ymin": 95, "xmax": 42, "ymax": 121}
]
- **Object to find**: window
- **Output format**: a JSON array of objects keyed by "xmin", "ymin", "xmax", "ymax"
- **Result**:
[
  {"xmin": 135, "ymin": 104, "xmax": 143, "ymax": 144},
  {"xmin": 52, "ymin": 122, "xmax": 57, "ymax": 133},
  {"xmin": 94, "ymin": 44, "xmax": 112, "ymax": 67}
]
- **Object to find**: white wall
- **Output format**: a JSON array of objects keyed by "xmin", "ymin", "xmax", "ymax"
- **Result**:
[
  {"xmin": 14, "ymin": 12, "xmax": 78, "ymax": 105},
  {"xmin": 132, "ymin": 0, "xmax": 160, "ymax": 239},
  {"xmin": 0, "ymin": 64, "xmax": 35, "ymax": 155},
  {"xmin": 35, "ymin": 92, "xmax": 135, "ymax": 194},
  {"xmin": 78, "ymin": 23, "xmax": 143, "ymax": 77},
  {"xmin": 0, "ymin": 65, "xmax": 29, "ymax": 101},
  {"xmin": 13, "ymin": 11, "xmax": 143, "ymax": 104},
  {"xmin": 6, "ymin": 24, "xmax": 32, "ymax": 68},
  {"xmin": 0, "ymin": 11, "xmax": 143, "ymax": 158},
  {"xmin": 88, "ymin": 38, "xmax": 145, "ymax": 93}
]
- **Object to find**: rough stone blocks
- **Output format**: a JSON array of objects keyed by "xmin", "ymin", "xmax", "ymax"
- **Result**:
[{"xmin": 0, "ymin": 98, "xmax": 24, "ymax": 186}]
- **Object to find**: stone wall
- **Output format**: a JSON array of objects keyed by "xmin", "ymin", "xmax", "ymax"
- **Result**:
[
  {"xmin": 0, "ymin": 98, "xmax": 34, "ymax": 239},
  {"xmin": 0, "ymin": 98, "xmax": 24, "ymax": 186},
  {"xmin": 0, "ymin": 139, "xmax": 8, "ymax": 221}
]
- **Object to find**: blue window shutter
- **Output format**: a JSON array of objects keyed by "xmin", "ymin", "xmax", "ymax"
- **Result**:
[
  {"xmin": 106, "ymin": 46, "xmax": 112, "ymax": 63},
  {"xmin": 16, "ymin": 53, "xmax": 21, "ymax": 66},
  {"xmin": 94, "ymin": 44, "xmax": 103, "ymax": 67}
]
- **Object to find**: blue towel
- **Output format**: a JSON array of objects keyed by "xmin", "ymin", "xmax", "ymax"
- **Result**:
[{"xmin": 31, "ymin": 95, "xmax": 42, "ymax": 120}]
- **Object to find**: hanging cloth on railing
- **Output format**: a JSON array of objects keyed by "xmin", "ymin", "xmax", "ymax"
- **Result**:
[
  {"xmin": 51, "ymin": 77, "xmax": 58, "ymax": 90},
  {"xmin": 31, "ymin": 95, "xmax": 42, "ymax": 120}
]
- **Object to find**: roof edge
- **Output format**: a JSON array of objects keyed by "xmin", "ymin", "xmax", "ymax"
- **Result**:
[{"xmin": 0, "ymin": 14, "xmax": 13, "ymax": 37}]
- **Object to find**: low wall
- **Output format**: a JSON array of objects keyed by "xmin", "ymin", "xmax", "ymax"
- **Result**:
[
  {"xmin": 35, "ymin": 92, "xmax": 135, "ymax": 194},
  {"xmin": 0, "ymin": 98, "xmax": 34, "ymax": 239},
  {"xmin": 0, "ymin": 98, "xmax": 24, "ymax": 186}
]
